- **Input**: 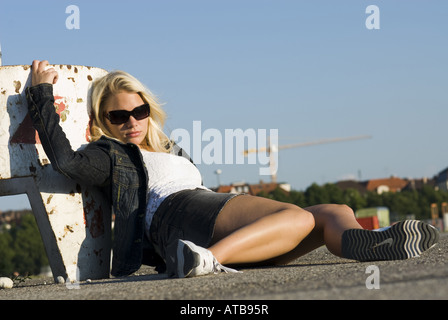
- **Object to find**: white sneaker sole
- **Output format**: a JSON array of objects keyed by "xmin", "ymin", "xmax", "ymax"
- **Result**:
[
  {"xmin": 342, "ymin": 220, "xmax": 439, "ymax": 261},
  {"xmin": 166, "ymin": 239, "xmax": 200, "ymax": 278}
]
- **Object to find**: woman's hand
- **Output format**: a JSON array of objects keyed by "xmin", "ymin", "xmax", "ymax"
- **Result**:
[{"xmin": 31, "ymin": 60, "xmax": 59, "ymax": 86}]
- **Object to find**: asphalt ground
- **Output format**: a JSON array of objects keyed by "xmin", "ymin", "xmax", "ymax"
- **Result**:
[{"xmin": 1, "ymin": 233, "xmax": 446, "ymax": 313}]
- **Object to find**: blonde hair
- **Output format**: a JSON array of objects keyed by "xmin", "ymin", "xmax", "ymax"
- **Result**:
[{"xmin": 89, "ymin": 70, "xmax": 172, "ymax": 153}]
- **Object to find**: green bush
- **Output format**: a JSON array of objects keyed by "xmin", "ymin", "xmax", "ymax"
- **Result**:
[{"xmin": 0, "ymin": 212, "xmax": 48, "ymax": 277}]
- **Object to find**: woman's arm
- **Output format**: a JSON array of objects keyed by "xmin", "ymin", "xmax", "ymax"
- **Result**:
[{"xmin": 25, "ymin": 60, "xmax": 111, "ymax": 186}]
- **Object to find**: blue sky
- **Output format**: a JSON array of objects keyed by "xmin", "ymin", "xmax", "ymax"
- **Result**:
[{"xmin": 0, "ymin": 0, "xmax": 447, "ymax": 210}]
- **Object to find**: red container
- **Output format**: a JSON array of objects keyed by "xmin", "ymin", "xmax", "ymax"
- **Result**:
[{"xmin": 356, "ymin": 216, "xmax": 379, "ymax": 230}]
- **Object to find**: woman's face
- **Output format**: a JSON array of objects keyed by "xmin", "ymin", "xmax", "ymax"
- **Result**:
[{"xmin": 103, "ymin": 91, "xmax": 149, "ymax": 146}]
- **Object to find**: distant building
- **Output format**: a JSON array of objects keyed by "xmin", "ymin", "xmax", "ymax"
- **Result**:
[
  {"xmin": 335, "ymin": 180, "xmax": 367, "ymax": 194},
  {"xmin": 336, "ymin": 177, "xmax": 408, "ymax": 195},
  {"xmin": 0, "ymin": 210, "xmax": 29, "ymax": 226},
  {"xmin": 365, "ymin": 176, "xmax": 409, "ymax": 194},
  {"xmin": 216, "ymin": 166, "xmax": 448, "ymax": 197},
  {"xmin": 337, "ymin": 174, "xmax": 439, "ymax": 195},
  {"xmin": 214, "ymin": 181, "xmax": 291, "ymax": 196},
  {"xmin": 402, "ymin": 177, "xmax": 436, "ymax": 192},
  {"xmin": 436, "ymin": 167, "xmax": 448, "ymax": 191}
]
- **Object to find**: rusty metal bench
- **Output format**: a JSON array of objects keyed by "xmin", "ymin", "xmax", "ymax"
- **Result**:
[{"xmin": 0, "ymin": 64, "xmax": 111, "ymax": 282}]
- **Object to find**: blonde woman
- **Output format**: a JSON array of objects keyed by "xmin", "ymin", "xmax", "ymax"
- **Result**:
[{"xmin": 26, "ymin": 60, "xmax": 439, "ymax": 278}]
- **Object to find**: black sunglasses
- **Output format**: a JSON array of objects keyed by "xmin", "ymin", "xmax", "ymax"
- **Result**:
[{"xmin": 105, "ymin": 104, "xmax": 150, "ymax": 125}]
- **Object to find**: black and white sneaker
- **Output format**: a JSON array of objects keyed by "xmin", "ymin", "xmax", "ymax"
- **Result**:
[
  {"xmin": 341, "ymin": 220, "xmax": 439, "ymax": 261},
  {"xmin": 166, "ymin": 239, "xmax": 240, "ymax": 278}
]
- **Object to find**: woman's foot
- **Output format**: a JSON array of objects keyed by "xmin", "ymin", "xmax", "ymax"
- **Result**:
[{"xmin": 166, "ymin": 239, "xmax": 240, "ymax": 278}]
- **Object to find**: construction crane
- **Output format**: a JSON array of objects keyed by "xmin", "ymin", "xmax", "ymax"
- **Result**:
[{"xmin": 243, "ymin": 135, "xmax": 372, "ymax": 183}]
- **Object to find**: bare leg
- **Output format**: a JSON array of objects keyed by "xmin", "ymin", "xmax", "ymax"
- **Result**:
[
  {"xmin": 208, "ymin": 195, "xmax": 315, "ymax": 265},
  {"xmin": 210, "ymin": 198, "xmax": 363, "ymax": 266},
  {"xmin": 268, "ymin": 204, "xmax": 363, "ymax": 264},
  {"xmin": 306, "ymin": 204, "xmax": 363, "ymax": 256}
]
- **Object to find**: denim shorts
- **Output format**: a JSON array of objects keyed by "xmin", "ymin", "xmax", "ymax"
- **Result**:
[{"xmin": 148, "ymin": 188, "xmax": 240, "ymax": 260}]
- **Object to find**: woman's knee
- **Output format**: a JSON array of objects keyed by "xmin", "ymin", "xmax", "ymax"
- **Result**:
[
  {"xmin": 304, "ymin": 204, "xmax": 355, "ymax": 228},
  {"xmin": 283, "ymin": 204, "xmax": 315, "ymax": 233},
  {"xmin": 307, "ymin": 203, "xmax": 354, "ymax": 218},
  {"xmin": 334, "ymin": 204, "xmax": 355, "ymax": 216}
]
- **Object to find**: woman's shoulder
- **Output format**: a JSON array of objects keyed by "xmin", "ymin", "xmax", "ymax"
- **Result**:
[
  {"xmin": 88, "ymin": 136, "xmax": 142, "ymax": 159},
  {"xmin": 85, "ymin": 136, "xmax": 125, "ymax": 155},
  {"xmin": 87, "ymin": 136, "xmax": 114, "ymax": 149}
]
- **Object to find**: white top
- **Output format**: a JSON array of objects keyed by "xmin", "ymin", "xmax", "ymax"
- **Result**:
[{"xmin": 141, "ymin": 150, "xmax": 208, "ymax": 232}]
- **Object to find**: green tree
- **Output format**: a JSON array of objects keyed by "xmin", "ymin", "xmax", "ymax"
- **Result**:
[
  {"xmin": 269, "ymin": 187, "xmax": 294, "ymax": 204},
  {"xmin": 386, "ymin": 191, "xmax": 419, "ymax": 220},
  {"xmin": 305, "ymin": 183, "xmax": 329, "ymax": 206},
  {"xmin": 11, "ymin": 214, "xmax": 48, "ymax": 275},
  {"xmin": 323, "ymin": 183, "xmax": 345, "ymax": 204},
  {"xmin": 365, "ymin": 191, "xmax": 384, "ymax": 208},
  {"xmin": 0, "ymin": 230, "xmax": 15, "ymax": 276},
  {"xmin": 290, "ymin": 190, "xmax": 308, "ymax": 208},
  {"xmin": 258, "ymin": 181, "xmax": 448, "ymax": 223},
  {"xmin": 343, "ymin": 188, "xmax": 367, "ymax": 212}
]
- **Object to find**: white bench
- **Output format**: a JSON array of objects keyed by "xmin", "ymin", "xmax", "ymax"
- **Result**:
[{"xmin": 0, "ymin": 64, "xmax": 111, "ymax": 282}]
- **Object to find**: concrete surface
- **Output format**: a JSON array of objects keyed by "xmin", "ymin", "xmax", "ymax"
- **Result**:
[{"xmin": 1, "ymin": 233, "xmax": 446, "ymax": 303}]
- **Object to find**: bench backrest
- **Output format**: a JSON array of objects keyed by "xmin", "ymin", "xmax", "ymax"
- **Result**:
[{"xmin": 0, "ymin": 65, "xmax": 111, "ymax": 282}]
